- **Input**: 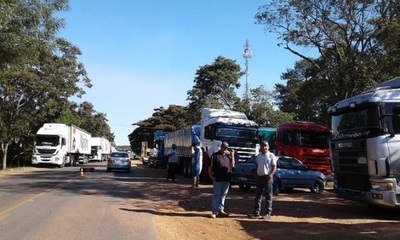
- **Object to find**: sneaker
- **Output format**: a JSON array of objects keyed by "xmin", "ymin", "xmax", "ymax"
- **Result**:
[
  {"xmin": 262, "ymin": 214, "xmax": 271, "ymax": 220},
  {"xmin": 210, "ymin": 213, "xmax": 217, "ymax": 219},
  {"xmin": 247, "ymin": 213, "xmax": 261, "ymax": 219},
  {"xmin": 218, "ymin": 211, "xmax": 230, "ymax": 217}
]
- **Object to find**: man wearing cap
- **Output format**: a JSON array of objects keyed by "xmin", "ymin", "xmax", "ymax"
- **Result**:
[
  {"xmin": 248, "ymin": 141, "xmax": 277, "ymax": 220},
  {"xmin": 208, "ymin": 141, "xmax": 235, "ymax": 218}
]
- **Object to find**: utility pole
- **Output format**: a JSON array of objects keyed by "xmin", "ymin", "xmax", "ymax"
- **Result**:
[{"xmin": 242, "ymin": 39, "xmax": 252, "ymax": 100}]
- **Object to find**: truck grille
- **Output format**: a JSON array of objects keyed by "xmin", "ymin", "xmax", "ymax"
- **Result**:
[
  {"xmin": 37, "ymin": 149, "xmax": 56, "ymax": 154},
  {"xmin": 231, "ymin": 147, "xmax": 257, "ymax": 162},
  {"xmin": 330, "ymin": 139, "xmax": 371, "ymax": 191},
  {"xmin": 302, "ymin": 154, "xmax": 331, "ymax": 174}
]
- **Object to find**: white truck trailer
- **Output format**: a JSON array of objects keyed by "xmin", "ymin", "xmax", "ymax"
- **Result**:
[
  {"xmin": 31, "ymin": 123, "xmax": 91, "ymax": 167},
  {"xmin": 89, "ymin": 137, "xmax": 111, "ymax": 162}
]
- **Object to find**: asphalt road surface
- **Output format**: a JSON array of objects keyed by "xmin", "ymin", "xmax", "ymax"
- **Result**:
[{"xmin": 0, "ymin": 161, "xmax": 159, "ymax": 240}]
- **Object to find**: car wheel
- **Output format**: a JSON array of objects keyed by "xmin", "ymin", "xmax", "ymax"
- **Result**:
[
  {"xmin": 310, "ymin": 179, "xmax": 325, "ymax": 193},
  {"xmin": 239, "ymin": 184, "xmax": 251, "ymax": 191},
  {"xmin": 107, "ymin": 168, "xmax": 111, "ymax": 172}
]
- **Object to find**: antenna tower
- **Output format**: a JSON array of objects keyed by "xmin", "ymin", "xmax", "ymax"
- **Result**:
[{"xmin": 242, "ymin": 39, "xmax": 252, "ymax": 100}]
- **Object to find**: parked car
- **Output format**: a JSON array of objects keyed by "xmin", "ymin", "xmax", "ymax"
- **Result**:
[
  {"xmin": 107, "ymin": 152, "xmax": 131, "ymax": 173},
  {"xmin": 231, "ymin": 155, "xmax": 326, "ymax": 194}
]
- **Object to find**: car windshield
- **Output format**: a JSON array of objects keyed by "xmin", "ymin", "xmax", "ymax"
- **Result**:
[{"xmin": 111, "ymin": 152, "xmax": 129, "ymax": 158}]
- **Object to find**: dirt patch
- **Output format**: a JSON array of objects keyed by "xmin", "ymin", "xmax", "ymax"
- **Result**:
[{"xmin": 135, "ymin": 161, "xmax": 400, "ymax": 240}]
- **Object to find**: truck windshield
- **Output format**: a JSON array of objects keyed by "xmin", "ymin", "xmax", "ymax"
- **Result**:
[
  {"xmin": 332, "ymin": 107, "xmax": 379, "ymax": 132},
  {"xmin": 298, "ymin": 131, "xmax": 330, "ymax": 148},
  {"xmin": 35, "ymin": 135, "xmax": 60, "ymax": 146},
  {"xmin": 215, "ymin": 126, "xmax": 258, "ymax": 145}
]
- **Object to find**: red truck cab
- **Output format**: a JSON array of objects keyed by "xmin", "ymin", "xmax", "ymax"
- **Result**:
[{"xmin": 275, "ymin": 122, "xmax": 332, "ymax": 179}]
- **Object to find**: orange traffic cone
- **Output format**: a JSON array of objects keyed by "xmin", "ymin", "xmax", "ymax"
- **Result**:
[{"xmin": 79, "ymin": 167, "xmax": 84, "ymax": 176}]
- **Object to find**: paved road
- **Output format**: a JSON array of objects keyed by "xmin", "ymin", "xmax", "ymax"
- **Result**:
[{"xmin": 0, "ymin": 161, "xmax": 159, "ymax": 240}]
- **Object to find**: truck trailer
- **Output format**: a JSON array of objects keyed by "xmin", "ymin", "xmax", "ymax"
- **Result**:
[
  {"xmin": 89, "ymin": 137, "xmax": 111, "ymax": 162},
  {"xmin": 31, "ymin": 123, "xmax": 91, "ymax": 167},
  {"xmin": 164, "ymin": 125, "xmax": 201, "ymax": 177},
  {"xmin": 328, "ymin": 77, "xmax": 400, "ymax": 208}
]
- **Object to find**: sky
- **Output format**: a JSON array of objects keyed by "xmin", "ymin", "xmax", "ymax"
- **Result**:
[{"xmin": 59, "ymin": 0, "xmax": 301, "ymax": 146}]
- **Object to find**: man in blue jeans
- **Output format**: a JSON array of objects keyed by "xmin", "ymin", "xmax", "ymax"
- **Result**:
[{"xmin": 208, "ymin": 141, "xmax": 235, "ymax": 218}]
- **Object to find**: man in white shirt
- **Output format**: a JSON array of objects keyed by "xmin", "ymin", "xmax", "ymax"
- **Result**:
[
  {"xmin": 248, "ymin": 141, "xmax": 277, "ymax": 220},
  {"xmin": 166, "ymin": 144, "xmax": 179, "ymax": 182}
]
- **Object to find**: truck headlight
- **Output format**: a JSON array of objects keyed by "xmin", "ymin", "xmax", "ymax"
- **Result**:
[{"xmin": 371, "ymin": 182, "xmax": 393, "ymax": 191}]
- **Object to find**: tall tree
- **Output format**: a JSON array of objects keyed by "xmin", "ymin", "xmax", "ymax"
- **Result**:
[
  {"xmin": 0, "ymin": 0, "xmax": 91, "ymax": 169},
  {"xmin": 256, "ymin": 0, "xmax": 400, "ymax": 106},
  {"xmin": 186, "ymin": 56, "xmax": 243, "ymax": 123}
]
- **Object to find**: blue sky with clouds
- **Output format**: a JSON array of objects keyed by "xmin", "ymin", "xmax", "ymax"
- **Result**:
[{"xmin": 59, "ymin": 0, "xmax": 301, "ymax": 146}]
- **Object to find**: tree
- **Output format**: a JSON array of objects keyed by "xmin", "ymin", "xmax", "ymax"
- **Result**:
[
  {"xmin": 256, "ymin": 0, "xmax": 400, "ymax": 106},
  {"xmin": 248, "ymin": 85, "xmax": 294, "ymax": 127},
  {"xmin": 186, "ymin": 56, "xmax": 243, "ymax": 122},
  {"xmin": 0, "ymin": 0, "xmax": 91, "ymax": 169},
  {"xmin": 128, "ymin": 105, "xmax": 189, "ymax": 154}
]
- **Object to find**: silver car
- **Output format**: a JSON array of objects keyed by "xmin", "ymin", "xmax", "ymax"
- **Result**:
[{"xmin": 107, "ymin": 152, "xmax": 131, "ymax": 173}]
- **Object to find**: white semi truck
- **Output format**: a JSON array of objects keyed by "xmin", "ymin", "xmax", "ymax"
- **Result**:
[
  {"xmin": 89, "ymin": 137, "xmax": 111, "ymax": 162},
  {"xmin": 31, "ymin": 123, "xmax": 91, "ymax": 167},
  {"xmin": 200, "ymin": 108, "xmax": 259, "ymax": 162},
  {"xmin": 328, "ymin": 77, "xmax": 400, "ymax": 208}
]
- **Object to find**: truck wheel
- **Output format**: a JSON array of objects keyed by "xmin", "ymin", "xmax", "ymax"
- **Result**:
[{"xmin": 310, "ymin": 179, "xmax": 325, "ymax": 193}]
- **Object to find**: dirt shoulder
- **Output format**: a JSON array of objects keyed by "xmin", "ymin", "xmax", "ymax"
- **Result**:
[{"xmin": 135, "ymin": 161, "xmax": 400, "ymax": 240}]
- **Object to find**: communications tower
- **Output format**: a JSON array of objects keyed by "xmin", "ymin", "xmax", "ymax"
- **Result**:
[{"xmin": 242, "ymin": 39, "xmax": 252, "ymax": 100}]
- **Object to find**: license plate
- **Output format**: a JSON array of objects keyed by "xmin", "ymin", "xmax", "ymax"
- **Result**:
[{"xmin": 239, "ymin": 177, "xmax": 247, "ymax": 181}]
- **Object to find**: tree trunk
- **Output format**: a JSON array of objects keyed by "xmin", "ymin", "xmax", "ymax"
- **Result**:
[{"xmin": 1, "ymin": 142, "xmax": 9, "ymax": 170}]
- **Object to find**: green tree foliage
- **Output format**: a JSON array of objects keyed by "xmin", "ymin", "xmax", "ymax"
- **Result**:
[
  {"xmin": 256, "ymin": 0, "xmax": 400, "ymax": 120},
  {"xmin": 248, "ymin": 85, "xmax": 294, "ymax": 127},
  {"xmin": 128, "ymin": 105, "xmax": 189, "ymax": 154},
  {"xmin": 0, "ymin": 0, "xmax": 92, "ymax": 169},
  {"xmin": 73, "ymin": 101, "xmax": 114, "ymax": 143},
  {"xmin": 186, "ymin": 56, "xmax": 243, "ymax": 122}
]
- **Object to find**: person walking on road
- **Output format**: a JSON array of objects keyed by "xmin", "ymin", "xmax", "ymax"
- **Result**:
[
  {"xmin": 208, "ymin": 141, "xmax": 235, "ymax": 218},
  {"xmin": 166, "ymin": 144, "xmax": 179, "ymax": 182},
  {"xmin": 248, "ymin": 141, "xmax": 277, "ymax": 220}
]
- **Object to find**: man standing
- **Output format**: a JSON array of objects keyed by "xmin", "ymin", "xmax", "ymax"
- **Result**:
[
  {"xmin": 192, "ymin": 142, "xmax": 203, "ymax": 187},
  {"xmin": 166, "ymin": 144, "xmax": 179, "ymax": 182},
  {"xmin": 248, "ymin": 141, "xmax": 277, "ymax": 220},
  {"xmin": 208, "ymin": 141, "xmax": 235, "ymax": 218}
]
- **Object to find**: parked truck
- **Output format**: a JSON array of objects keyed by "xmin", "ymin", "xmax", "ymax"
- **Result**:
[
  {"xmin": 200, "ymin": 108, "xmax": 259, "ymax": 162},
  {"xmin": 89, "ymin": 137, "xmax": 111, "ymax": 162},
  {"xmin": 149, "ymin": 131, "xmax": 170, "ymax": 168},
  {"xmin": 258, "ymin": 127, "xmax": 277, "ymax": 153},
  {"xmin": 31, "ymin": 123, "xmax": 91, "ymax": 167},
  {"xmin": 328, "ymin": 77, "xmax": 400, "ymax": 208},
  {"xmin": 275, "ymin": 122, "xmax": 332, "ymax": 179},
  {"xmin": 164, "ymin": 125, "xmax": 201, "ymax": 177}
]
